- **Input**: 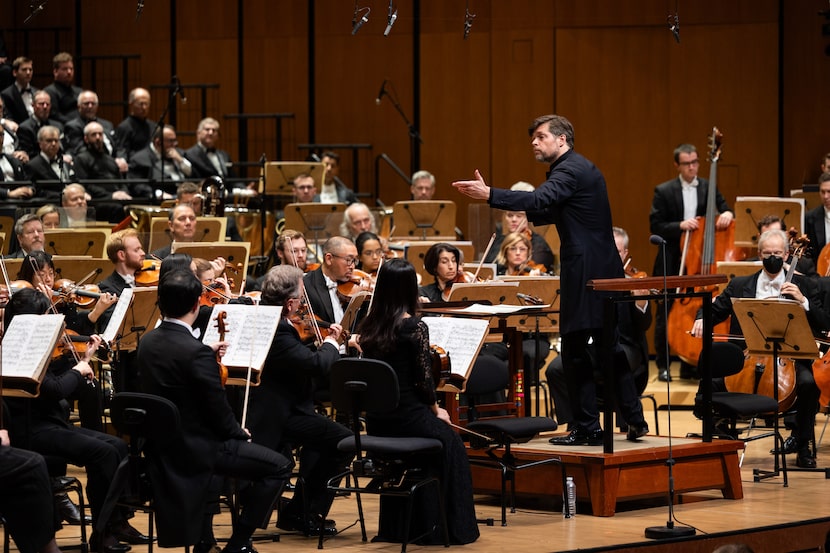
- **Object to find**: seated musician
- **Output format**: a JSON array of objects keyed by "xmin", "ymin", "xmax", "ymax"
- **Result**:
[
  {"xmin": 355, "ymin": 231, "xmax": 383, "ymax": 276},
  {"xmin": 177, "ymin": 181, "xmax": 243, "ymax": 242},
  {"xmin": 302, "ymin": 236, "xmax": 358, "ymax": 326},
  {"xmin": 151, "ymin": 203, "xmax": 197, "ymax": 259},
  {"xmin": 752, "ymin": 214, "xmax": 817, "ymax": 277},
  {"xmin": 417, "ymin": 242, "xmax": 464, "ymax": 303},
  {"xmin": 339, "ymin": 202, "xmax": 376, "ymax": 241},
  {"xmin": 246, "ymin": 265, "xmax": 352, "ymax": 537},
  {"xmin": 3, "ymin": 288, "xmax": 146, "ymax": 553},
  {"xmin": 276, "ymin": 229, "xmax": 312, "ymax": 272},
  {"xmin": 690, "ymin": 229, "xmax": 829, "ymax": 468},
  {"xmin": 355, "ymin": 258, "xmax": 479, "ymax": 545},
  {"xmin": 37, "ymin": 205, "xmax": 61, "ymax": 230},
  {"xmin": 546, "ymin": 227, "xmax": 651, "ymax": 433},
  {"xmin": 495, "ymin": 231, "xmax": 546, "ymax": 276}
]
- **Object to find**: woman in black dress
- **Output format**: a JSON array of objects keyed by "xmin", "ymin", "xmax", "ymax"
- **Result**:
[{"xmin": 357, "ymin": 258, "xmax": 479, "ymax": 545}]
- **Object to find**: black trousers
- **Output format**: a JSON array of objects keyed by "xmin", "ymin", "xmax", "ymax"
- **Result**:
[{"xmin": 0, "ymin": 446, "xmax": 55, "ymax": 553}]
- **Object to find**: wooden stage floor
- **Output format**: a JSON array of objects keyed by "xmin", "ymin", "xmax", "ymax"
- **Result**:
[{"xmin": 47, "ymin": 373, "xmax": 830, "ymax": 553}]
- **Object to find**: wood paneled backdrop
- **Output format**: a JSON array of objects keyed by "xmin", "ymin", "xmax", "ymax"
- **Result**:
[{"xmin": 4, "ymin": 0, "xmax": 830, "ymax": 275}]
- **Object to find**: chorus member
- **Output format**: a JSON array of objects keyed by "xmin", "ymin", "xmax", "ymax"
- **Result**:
[
  {"xmin": 3, "ymin": 289, "xmax": 144, "ymax": 552},
  {"xmin": 303, "ymin": 236, "xmax": 358, "ymax": 325},
  {"xmin": 339, "ymin": 202, "xmax": 376, "ymax": 240},
  {"xmin": 454, "ymin": 113, "xmax": 649, "ymax": 445},
  {"xmin": 63, "ymin": 91, "xmax": 121, "ymax": 166},
  {"xmin": 152, "ymin": 203, "xmax": 197, "ymax": 259},
  {"xmin": 546, "ymin": 227, "xmax": 651, "ymax": 431},
  {"xmin": 805, "ymin": 172, "xmax": 830, "ymax": 262},
  {"xmin": 60, "ymin": 183, "xmax": 91, "ymax": 226},
  {"xmin": 17, "ymin": 91, "xmax": 64, "ymax": 160},
  {"xmin": 690, "ymin": 229, "xmax": 829, "ymax": 468},
  {"xmin": 356, "ymin": 258, "xmax": 479, "ymax": 545},
  {"xmin": 418, "ymin": 242, "xmax": 463, "ymax": 303},
  {"xmin": 36, "ymin": 204, "xmax": 60, "ymax": 229},
  {"xmin": 484, "ymin": 199, "xmax": 556, "ymax": 273},
  {"xmin": 0, "ymin": 123, "xmax": 30, "ymax": 190},
  {"xmin": 319, "ymin": 151, "xmax": 357, "ymax": 204},
  {"xmin": 24, "ymin": 125, "xmax": 73, "ymax": 200},
  {"xmin": 495, "ymin": 231, "xmax": 544, "ymax": 276},
  {"xmin": 6, "ymin": 213, "xmax": 45, "ymax": 259},
  {"xmin": 0, "ymin": 56, "xmax": 36, "ymax": 125},
  {"xmin": 137, "ymin": 270, "xmax": 292, "ymax": 553},
  {"xmin": 43, "ymin": 52, "xmax": 81, "ymax": 124},
  {"xmin": 114, "ymin": 87, "xmax": 155, "ymax": 162},
  {"xmin": 247, "ymin": 265, "xmax": 352, "ymax": 537},
  {"xmin": 355, "ymin": 231, "xmax": 383, "ymax": 274},
  {"xmin": 184, "ymin": 117, "xmax": 234, "ymax": 179},
  {"xmin": 410, "ymin": 170, "xmax": 435, "ymax": 200},
  {"xmin": 649, "ymin": 143, "xmax": 733, "ymax": 382},
  {"xmin": 128, "ymin": 125, "xmax": 193, "ymax": 198}
]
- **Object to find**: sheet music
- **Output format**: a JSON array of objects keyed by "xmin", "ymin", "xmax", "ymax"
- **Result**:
[
  {"xmin": 2, "ymin": 314, "xmax": 65, "ymax": 378},
  {"xmin": 422, "ymin": 316, "xmax": 490, "ymax": 381},
  {"xmin": 453, "ymin": 303, "xmax": 550, "ymax": 315},
  {"xmin": 201, "ymin": 304, "xmax": 282, "ymax": 370},
  {"xmin": 101, "ymin": 286, "xmax": 133, "ymax": 344}
]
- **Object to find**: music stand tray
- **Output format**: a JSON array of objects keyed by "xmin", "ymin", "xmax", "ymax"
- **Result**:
[
  {"xmin": 391, "ymin": 201, "xmax": 457, "ymax": 241},
  {"xmin": 114, "ymin": 287, "xmax": 160, "ymax": 352},
  {"xmin": 44, "ymin": 228, "xmax": 110, "ymax": 258},
  {"xmin": 171, "ymin": 242, "xmax": 251, "ymax": 295},
  {"xmin": 283, "ymin": 202, "xmax": 346, "ymax": 246},
  {"xmin": 263, "ymin": 161, "xmax": 326, "ymax": 196},
  {"xmin": 734, "ymin": 196, "xmax": 805, "ymax": 248}
]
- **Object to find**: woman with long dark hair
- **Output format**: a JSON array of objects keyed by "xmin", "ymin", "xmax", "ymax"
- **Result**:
[{"xmin": 356, "ymin": 258, "xmax": 479, "ymax": 545}]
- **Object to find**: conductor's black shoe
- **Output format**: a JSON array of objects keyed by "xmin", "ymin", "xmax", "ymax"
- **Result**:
[
  {"xmin": 658, "ymin": 369, "xmax": 671, "ymax": 382},
  {"xmin": 626, "ymin": 425, "xmax": 649, "ymax": 442},
  {"xmin": 549, "ymin": 428, "xmax": 603, "ymax": 446},
  {"xmin": 277, "ymin": 513, "xmax": 337, "ymax": 537},
  {"xmin": 796, "ymin": 448, "xmax": 817, "ymax": 469}
]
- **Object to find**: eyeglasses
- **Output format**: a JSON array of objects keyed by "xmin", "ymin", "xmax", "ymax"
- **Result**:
[
  {"xmin": 760, "ymin": 250, "xmax": 785, "ymax": 259},
  {"xmin": 507, "ymin": 246, "xmax": 529, "ymax": 253},
  {"xmin": 330, "ymin": 253, "xmax": 357, "ymax": 266}
]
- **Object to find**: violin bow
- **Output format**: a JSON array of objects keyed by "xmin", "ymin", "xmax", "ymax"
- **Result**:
[
  {"xmin": 241, "ymin": 306, "xmax": 256, "ymax": 429},
  {"xmin": 473, "ymin": 233, "xmax": 497, "ymax": 280},
  {"xmin": 286, "ymin": 236, "xmax": 324, "ymax": 344}
]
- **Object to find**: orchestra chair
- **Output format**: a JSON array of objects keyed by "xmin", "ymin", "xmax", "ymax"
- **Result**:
[
  {"xmin": 45, "ymin": 458, "xmax": 89, "ymax": 553},
  {"xmin": 461, "ymin": 355, "xmax": 566, "ymax": 525},
  {"xmin": 98, "ymin": 392, "xmax": 183, "ymax": 553},
  {"xmin": 321, "ymin": 358, "xmax": 449, "ymax": 553}
]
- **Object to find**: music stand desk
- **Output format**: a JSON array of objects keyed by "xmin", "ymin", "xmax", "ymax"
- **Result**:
[
  {"xmin": 283, "ymin": 202, "xmax": 346, "ymax": 246},
  {"xmin": 262, "ymin": 161, "xmax": 325, "ymax": 196},
  {"xmin": 52, "ymin": 256, "xmax": 112, "ymax": 285},
  {"xmin": 148, "ymin": 217, "xmax": 226, "ymax": 253},
  {"xmin": 391, "ymin": 200, "xmax": 457, "ymax": 241},
  {"xmin": 172, "ymin": 242, "xmax": 251, "ymax": 295},
  {"xmin": 44, "ymin": 228, "xmax": 110, "ymax": 258},
  {"xmin": 734, "ymin": 196, "xmax": 804, "ymax": 248}
]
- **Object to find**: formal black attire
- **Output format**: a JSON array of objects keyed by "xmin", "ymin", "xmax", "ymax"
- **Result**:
[
  {"xmin": 128, "ymin": 145, "xmax": 188, "ymax": 196},
  {"xmin": 64, "ymin": 116, "xmax": 116, "ymax": 156},
  {"xmin": 0, "ymin": 152, "xmax": 27, "ymax": 185},
  {"xmin": 0, "ymin": 442, "xmax": 55, "ymax": 553},
  {"xmin": 247, "ymin": 319, "xmax": 351, "ymax": 522},
  {"xmin": 16, "ymin": 116, "xmax": 64, "ymax": 159},
  {"xmin": 24, "ymin": 152, "xmax": 71, "ymax": 201},
  {"xmin": 0, "ymin": 83, "xmax": 36, "ymax": 124},
  {"xmin": 137, "ymin": 320, "xmax": 291, "ymax": 547},
  {"xmin": 488, "ymin": 149, "xmax": 647, "ymax": 433},
  {"xmin": 185, "ymin": 143, "xmax": 234, "ymax": 179},
  {"xmin": 418, "ymin": 282, "xmax": 443, "ymax": 303},
  {"xmin": 361, "ymin": 317, "xmax": 479, "ymax": 545},
  {"xmin": 303, "ymin": 266, "xmax": 340, "ymax": 324},
  {"xmin": 805, "ymin": 204, "xmax": 828, "ymax": 262},
  {"xmin": 313, "ymin": 182, "xmax": 357, "ymax": 205},
  {"xmin": 44, "ymin": 82, "xmax": 82, "ymax": 124},
  {"xmin": 98, "ymin": 271, "xmax": 143, "ymax": 392},
  {"xmin": 114, "ymin": 116, "xmax": 156, "ymax": 162}
]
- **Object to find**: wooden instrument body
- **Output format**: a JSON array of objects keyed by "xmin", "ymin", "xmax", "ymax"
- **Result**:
[{"xmin": 725, "ymin": 352, "xmax": 797, "ymax": 413}]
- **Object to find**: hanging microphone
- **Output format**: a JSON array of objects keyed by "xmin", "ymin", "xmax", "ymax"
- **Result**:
[
  {"xmin": 375, "ymin": 79, "xmax": 388, "ymax": 105},
  {"xmin": 384, "ymin": 1, "xmax": 398, "ymax": 36},
  {"xmin": 667, "ymin": 13, "xmax": 680, "ymax": 43},
  {"xmin": 352, "ymin": 7, "xmax": 370, "ymax": 35},
  {"xmin": 173, "ymin": 76, "xmax": 187, "ymax": 104},
  {"xmin": 649, "ymin": 234, "xmax": 666, "ymax": 245},
  {"xmin": 136, "ymin": 0, "xmax": 144, "ymax": 21}
]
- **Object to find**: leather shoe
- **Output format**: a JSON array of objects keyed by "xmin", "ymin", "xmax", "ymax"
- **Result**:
[
  {"xmin": 796, "ymin": 448, "xmax": 817, "ymax": 469},
  {"xmin": 277, "ymin": 513, "xmax": 337, "ymax": 537},
  {"xmin": 626, "ymin": 425, "xmax": 648, "ymax": 442},
  {"xmin": 774, "ymin": 435, "xmax": 799, "ymax": 455},
  {"xmin": 89, "ymin": 533, "xmax": 132, "ymax": 553},
  {"xmin": 549, "ymin": 427, "xmax": 603, "ymax": 446},
  {"xmin": 53, "ymin": 490, "xmax": 90, "ymax": 526},
  {"xmin": 220, "ymin": 545, "xmax": 258, "ymax": 553},
  {"xmin": 658, "ymin": 369, "xmax": 671, "ymax": 382},
  {"xmin": 109, "ymin": 522, "xmax": 152, "ymax": 545},
  {"xmin": 193, "ymin": 540, "xmax": 221, "ymax": 553}
]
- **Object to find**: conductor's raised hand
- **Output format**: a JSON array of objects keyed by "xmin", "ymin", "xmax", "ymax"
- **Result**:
[{"xmin": 452, "ymin": 169, "xmax": 490, "ymax": 200}]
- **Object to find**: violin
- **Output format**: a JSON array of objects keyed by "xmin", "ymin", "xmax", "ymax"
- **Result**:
[
  {"xmin": 336, "ymin": 269, "xmax": 375, "ymax": 301},
  {"xmin": 623, "ymin": 258, "xmax": 648, "ymax": 279},
  {"xmin": 306, "ymin": 262, "xmax": 321, "ymax": 272},
  {"xmin": 52, "ymin": 329, "xmax": 90, "ymax": 361},
  {"xmin": 289, "ymin": 297, "xmax": 349, "ymax": 345},
  {"xmin": 53, "ymin": 279, "xmax": 103, "ymax": 308},
  {"xmin": 508, "ymin": 260, "xmax": 547, "ymax": 276},
  {"xmin": 0, "ymin": 280, "xmax": 34, "ymax": 305},
  {"xmin": 200, "ymin": 280, "xmax": 232, "ymax": 307},
  {"xmin": 215, "ymin": 311, "xmax": 229, "ymax": 387},
  {"xmin": 440, "ymin": 271, "xmax": 476, "ymax": 302},
  {"xmin": 430, "ymin": 345, "xmax": 464, "ymax": 389},
  {"xmin": 135, "ymin": 259, "xmax": 161, "ymax": 286}
]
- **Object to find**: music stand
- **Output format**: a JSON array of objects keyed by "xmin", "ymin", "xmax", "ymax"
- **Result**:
[
  {"xmin": 734, "ymin": 196, "xmax": 805, "ymax": 248},
  {"xmin": 732, "ymin": 298, "xmax": 818, "ymax": 485},
  {"xmin": 715, "ymin": 261, "xmax": 762, "ymax": 293},
  {"xmin": 148, "ymin": 217, "xmax": 226, "ymax": 253},
  {"xmin": 340, "ymin": 291, "xmax": 371, "ymax": 334},
  {"xmin": 172, "ymin": 242, "xmax": 251, "ymax": 295},
  {"xmin": 111, "ymin": 287, "xmax": 160, "ymax": 352},
  {"xmin": 53, "ymin": 256, "xmax": 112, "ymax": 285},
  {"xmin": 44, "ymin": 229, "xmax": 110, "ymax": 258},
  {"xmin": 283, "ymin": 202, "xmax": 346, "ymax": 248},
  {"xmin": 391, "ymin": 201, "xmax": 457, "ymax": 241},
  {"xmin": 262, "ymin": 161, "xmax": 326, "ymax": 197},
  {"xmin": 463, "ymin": 262, "xmax": 496, "ymax": 282}
]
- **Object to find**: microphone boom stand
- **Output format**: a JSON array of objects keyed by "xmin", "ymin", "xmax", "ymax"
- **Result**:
[
  {"xmin": 154, "ymin": 79, "xmax": 180, "ymax": 203},
  {"xmin": 378, "ymin": 87, "xmax": 423, "ymax": 176}
]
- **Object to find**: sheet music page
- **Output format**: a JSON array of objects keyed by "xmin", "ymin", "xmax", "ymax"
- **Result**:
[
  {"xmin": 453, "ymin": 303, "xmax": 550, "ymax": 315},
  {"xmin": 422, "ymin": 316, "xmax": 490, "ymax": 379},
  {"xmin": 101, "ymin": 286, "xmax": 133, "ymax": 344},
  {"xmin": 2, "ymin": 314, "xmax": 65, "ymax": 379},
  {"xmin": 201, "ymin": 304, "xmax": 282, "ymax": 370}
]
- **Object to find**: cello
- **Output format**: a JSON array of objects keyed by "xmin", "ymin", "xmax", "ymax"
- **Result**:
[{"xmin": 667, "ymin": 127, "xmax": 742, "ymax": 366}]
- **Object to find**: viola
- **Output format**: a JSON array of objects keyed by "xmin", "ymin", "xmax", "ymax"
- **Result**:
[
  {"xmin": 813, "ymin": 347, "xmax": 830, "ymax": 409},
  {"xmin": 336, "ymin": 269, "xmax": 375, "ymax": 301},
  {"xmin": 53, "ymin": 279, "xmax": 103, "ymax": 308},
  {"xmin": 200, "ymin": 280, "xmax": 232, "ymax": 307},
  {"xmin": 52, "ymin": 329, "xmax": 90, "ymax": 361},
  {"xmin": 430, "ymin": 345, "xmax": 464, "ymax": 389},
  {"xmin": 215, "ymin": 311, "xmax": 229, "ymax": 387},
  {"xmin": 135, "ymin": 259, "xmax": 161, "ymax": 286}
]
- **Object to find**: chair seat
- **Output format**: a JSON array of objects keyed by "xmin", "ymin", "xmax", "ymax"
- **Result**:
[
  {"xmin": 337, "ymin": 435, "xmax": 443, "ymax": 456},
  {"xmin": 712, "ymin": 392, "xmax": 779, "ymax": 418},
  {"xmin": 467, "ymin": 416, "xmax": 557, "ymax": 444}
]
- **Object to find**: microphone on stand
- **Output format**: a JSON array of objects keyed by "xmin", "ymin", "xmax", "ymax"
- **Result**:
[
  {"xmin": 136, "ymin": 0, "xmax": 145, "ymax": 21},
  {"xmin": 383, "ymin": 1, "xmax": 398, "ymax": 36},
  {"xmin": 173, "ymin": 76, "xmax": 187, "ymax": 104},
  {"xmin": 375, "ymin": 79, "xmax": 388, "ymax": 105}
]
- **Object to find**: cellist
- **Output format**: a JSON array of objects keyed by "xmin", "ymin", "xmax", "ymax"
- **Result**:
[
  {"xmin": 650, "ymin": 143, "xmax": 733, "ymax": 382},
  {"xmin": 689, "ymin": 229, "xmax": 829, "ymax": 469}
]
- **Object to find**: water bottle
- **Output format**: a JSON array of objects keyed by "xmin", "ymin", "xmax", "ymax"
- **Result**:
[{"xmin": 563, "ymin": 476, "xmax": 576, "ymax": 518}]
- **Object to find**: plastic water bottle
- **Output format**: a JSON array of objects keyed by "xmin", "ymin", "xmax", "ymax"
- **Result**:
[{"xmin": 563, "ymin": 476, "xmax": 576, "ymax": 518}]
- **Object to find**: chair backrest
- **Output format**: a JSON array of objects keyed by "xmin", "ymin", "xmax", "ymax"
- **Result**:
[
  {"xmin": 710, "ymin": 342, "xmax": 746, "ymax": 379},
  {"xmin": 329, "ymin": 358, "xmax": 400, "ymax": 416},
  {"xmin": 463, "ymin": 355, "xmax": 510, "ymax": 396},
  {"xmin": 110, "ymin": 392, "xmax": 182, "ymax": 448}
]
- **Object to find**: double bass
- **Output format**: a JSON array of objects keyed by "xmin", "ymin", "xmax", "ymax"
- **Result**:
[{"xmin": 667, "ymin": 128, "xmax": 743, "ymax": 366}]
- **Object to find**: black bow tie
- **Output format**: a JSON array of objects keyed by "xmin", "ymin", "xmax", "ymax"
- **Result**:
[{"xmin": 206, "ymin": 148, "xmax": 216, "ymax": 154}]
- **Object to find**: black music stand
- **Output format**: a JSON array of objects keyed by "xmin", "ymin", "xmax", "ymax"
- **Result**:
[
  {"xmin": 732, "ymin": 298, "xmax": 818, "ymax": 485},
  {"xmin": 391, "ymin": 201, "xmax": 457, "ymax": 240}
]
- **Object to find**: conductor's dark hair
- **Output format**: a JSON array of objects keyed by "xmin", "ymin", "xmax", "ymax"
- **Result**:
[
  {"xmin": 528, "ymin": 114, "xmax": 574, "ymax": 149},
  {"xmin": 356, "ymin": 258, "xmax": 419, "ymax": 355},
  {"xmin": 4, "ymin": 287, "xmax": 51, "ymax": 327},
  {"xmin": 423, "ymin": 242, "xmax": 462, "ymax": 279},
  {"xmin": 158, "ymin": 269, "xmax": 201, "ymax": 318}
]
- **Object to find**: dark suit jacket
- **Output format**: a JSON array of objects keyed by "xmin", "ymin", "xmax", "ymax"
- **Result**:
[
  {"xmin": 16, "ymin": 116, "xmax": 65, "ymax": 158},
  {"xmin": 24, "ymin": 154, "xmax": 70, "ymax": 200},
  {"xmin": 115, "ymin": 115, "xmax": 156, "ymax": 161},
  {"xmin": 649, "ymin": 176, "xmax": 730, "ymax": 276},
  {"xmin": 1, "ymin": 83, "xmax": 37, "ymax": 124},
  {"xmin": 303, "ymin": 266, "xmax": 338, "ymax": 324},
  {"xmin": 128, "ymin": 146, "xmax": 185, "ymax": 195},
  {"xmin": 64, "ymin": 116, "xmax": 115, "ymax": 155},
  {"xmin": 184, "ymin": 143, "xmax": 234, "ymax": 179},
  {"xmin": 0, "ymin": 153, "xmax": 26, "ymax": 184},
  {"xmin": 489, "ymin": 149, "xmax": 620, "ymax": 335},
  {"xmin": 72, "ymin": 147, "xmax": 125, "ymax": 194},
  {"xmin": 44, "ymin": 82, "xmax": 82, "ymax": 124},
  {"xmin": 247, "ymin": 319, "xmax": 341, "ymax": 451},
  {"xmin": 805, "ymin": 205, "xmax": 827, "ymax": 261},
  {"xmin": 313, "ymin": 181, "xmax": 357, "ymax": 205},
  {"xmin": 137, "ymin": 320, "xmax": 248, "ymax": 546}
]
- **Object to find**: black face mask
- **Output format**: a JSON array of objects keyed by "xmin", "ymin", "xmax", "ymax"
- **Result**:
[{"xmin": 762, "ymin": 255, "xmax": 784, "ymax": 275}]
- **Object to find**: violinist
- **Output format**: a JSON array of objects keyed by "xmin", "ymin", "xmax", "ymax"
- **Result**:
[
  {"xmin": 650, "ymin": 143, "xmax": 733, "ymax": 382},
  {"xmin": 417, "ymin": 242, "xmax": 465, "ymax": 303},
  {"xmin": 246, "ymin": 265, "xmax": 352, "ymax": 537},
  {"xmin": 276, "ymin": 229, "xmax": 311, "ymax": 272},
  {"xmin": 689, "ymin": 229, "xmax": 829, "ymax": 468},
  {"xmin": 302, "ymin": 236, "xmax": 357, "ymax": 328},
  {"xmin": 355, "ymin": 231, "xmax": 383, "ymax": 275},
  {"xmin": 495, "ymin": 231, "xmax": 545, "ymax": 276}
]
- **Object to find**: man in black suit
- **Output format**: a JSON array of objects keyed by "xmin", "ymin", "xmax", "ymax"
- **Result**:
[
  {"xmin": 17, "ymin": 91, "xmax": 65, "ymax": 160},
  {"xmin": 0, "ymin": 56, "xmax": 36, "ymax": 125},
  {"xmin": 454, "ymin": 113, "xmax": 649, "ymax": 445},
  {"xmin": 64, "ymin": 91, "xmax": 123, "ymax": 167},
  {"xmin": 318, "ymin": 151, "xmax": 357, "ymax": 205},
  {"xmin": 0, "ymin": 123, "xmax": 33, "ymax": 198},
  {"xmin": 128, "ymin": 125, "xmax": 192, "ymax": 198},
  {"xmin": 5, "ymin": 213, "xmax": 44, "ymax": 259},
  {"xmin": 138, "ymin": 269, "xmax": 291, "ymax": 553},
  {"xmin": 114, "ymin": 87, "xmax": 156, "ymax": 163},
  {"xmin": 690, "ymin": 229, "xmax": 830, "ymax": 469},
  {"xmin": 43, "ymin": 52, "xmax": 82, "ymax": 125},
  {"xmin": 804, "ymin": 172, "xmax": 830, "ymax": 262},
  {"xmin": 185, "ymin": 117, "xmax": 233, "ymax": 179},
  {"xmin": 649, "ymin": 143, "xmax": 733, "ymax": 381},
  {"xmin": 303, "ymin": 236, "xmax": 358, "ymax": 326},
  {"xmin": 248, "ymin": 265, "xmax": 351, "ymax": 537},
  {"xmin": 151, "ymin": 203, "xmax": 198, "ymax": 259},
  {"xmin": 23, "ymin": 125, "xmax": 71, "ymax": 201},
  {"xmin": 74, "ymin": 121, "xmax": 135, "ymax": 203}
]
